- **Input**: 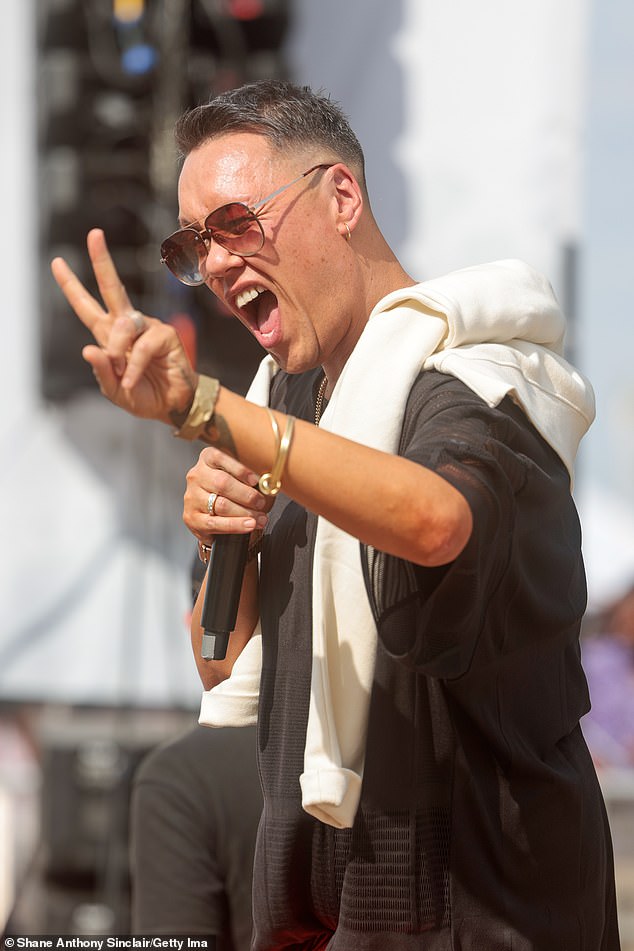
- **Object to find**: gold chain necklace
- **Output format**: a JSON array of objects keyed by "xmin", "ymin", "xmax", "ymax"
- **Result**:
[{"xmin": 314, "ymin": 374, "xmax": 328, "ymax": 426}]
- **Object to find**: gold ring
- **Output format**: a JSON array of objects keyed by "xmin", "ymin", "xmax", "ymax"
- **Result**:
[{"xmin": 207, "ymin": 492, "xmax": 219, "ymax": 516}]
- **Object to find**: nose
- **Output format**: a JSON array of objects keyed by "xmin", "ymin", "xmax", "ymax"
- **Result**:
[{"xmin": 201, "ymin": 236, "xmax": 244, "ymax": 282}]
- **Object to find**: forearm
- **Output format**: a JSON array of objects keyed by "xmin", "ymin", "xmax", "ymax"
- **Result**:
[
  {"xmin": 203, "ymin": 385, "xmax": 473, "ymax": 568},
  {"xmin": 191, "ymin": 552, "xmax": 260, "ymax": 690}
]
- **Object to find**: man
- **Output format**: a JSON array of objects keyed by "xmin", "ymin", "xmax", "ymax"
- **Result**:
[
  {"xmin": 52, "ymin": 80, "xmax": 620, "ymax": 949},
  {"xmin": 130, "ymin": 722, "xmax": 260, "ymax": 949},
  {"xmin": 129, "ymin": 556, "xmax": 262, "ymax": 950}
]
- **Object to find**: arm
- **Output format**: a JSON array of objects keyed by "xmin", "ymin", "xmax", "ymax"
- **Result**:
[
  {"xmin": 182, "ymin": 448, "xmax": 269, "ymax": 689},
  {"xmin": 190, "ymin": 552, "xmax": 260, "ymax": 690},
  {"xmin": 203, "ymin": 388, "xmax": 473, "ymax": 568},
  {"xmin": 52, "ymin": 230, "xmax": 472, "ymax": 570}
]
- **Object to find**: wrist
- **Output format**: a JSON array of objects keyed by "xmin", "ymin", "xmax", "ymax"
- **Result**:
[
  {"xmin": 173, "ymin": 375, "xmax": 220, "ymax": 440},
  {"xmin": 169, "ymin": 379, "xmax": 198, "ymax": 429},
  {"xmin": 198, "ymin": 530, "xmax": 262, "ymax": 567}
]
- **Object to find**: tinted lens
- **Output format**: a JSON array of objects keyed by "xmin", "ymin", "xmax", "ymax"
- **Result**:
[
  {"xmin": 206, "ymin": 202, "xmax": 264, "ymax": 255},
  {"xmin": 161, "ymin": 229, "xmax": 206, "ymax": 286}
]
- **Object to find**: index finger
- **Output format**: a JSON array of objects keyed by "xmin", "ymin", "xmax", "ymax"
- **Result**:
[
  {"xmin": 50, "ymin": 254, "xmax": 111, "ymax": 346},
  {"xmin": 199, "ymin": 446, "xmax": 262, "ymax": 495},
  {"xmin": 86, "ymin": 228, "xmax": 134, "ymax": 316}
]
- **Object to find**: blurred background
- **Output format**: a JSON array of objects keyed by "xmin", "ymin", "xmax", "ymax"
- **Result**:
[{"xmin": 1, "ymin": 0, "xmax": 633, "ymax": 942}]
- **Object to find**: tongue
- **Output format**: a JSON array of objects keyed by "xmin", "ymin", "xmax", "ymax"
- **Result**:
[{"xmin": 255, "ymin": 290, "xmax": 280, "ymax": 338}]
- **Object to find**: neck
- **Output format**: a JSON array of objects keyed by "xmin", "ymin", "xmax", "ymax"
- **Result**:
[{"xmin": 322, "ymin": 257, "xmax": 416, "ymax": 394}]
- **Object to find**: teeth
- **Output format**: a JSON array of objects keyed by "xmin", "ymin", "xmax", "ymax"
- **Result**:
[{"xmin": 236, "ymin": 286, "xmax": 265, "ymax": 310}]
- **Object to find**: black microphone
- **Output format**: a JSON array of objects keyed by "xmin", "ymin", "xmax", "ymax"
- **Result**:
[{"xmin": 200, "ymin": 533, "xmax": 250, "ymax": 660}]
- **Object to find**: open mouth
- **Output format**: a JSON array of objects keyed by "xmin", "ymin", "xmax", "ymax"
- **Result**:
[
  {"xmin": 235, "ymin": 285, "xmax": 266, "ymax": 311},
  {"xmin": 234, "ymin": 285, "xmax": 282, "ymax": 347}
]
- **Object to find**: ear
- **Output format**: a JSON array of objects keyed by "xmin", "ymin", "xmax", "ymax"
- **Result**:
[{"xmin": 330, "ymin": 164, "xmax": 363, "ymax": 239}]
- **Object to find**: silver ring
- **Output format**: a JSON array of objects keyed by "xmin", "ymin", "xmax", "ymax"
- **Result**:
[
  {"xmin": 129, "ymin": 310, "xmax": 146, "ymax": 336},
  {"xmin": 207, "ymin": 492, "xmax": 219, "ymax": 516}
]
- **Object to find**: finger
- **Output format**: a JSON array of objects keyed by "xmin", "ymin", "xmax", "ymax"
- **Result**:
[
  {"xmin": 198, "ymin": 447, "xmax": 263, "ymax": 495},
  {"xmin": 106, "ymin": 312, "xmax": 149, "ymax": 378},
  {"xmin": 203, "ymin": 489, "xmax": 269, "ymax": 524},
  {"xmin": 87, "ymin": 229, "xmax": 134, "ymax": 316},
  {"xmin": 184, "ymin": 468, "xmax": 268, "ymax": 520},
  {"xmin": 119, "ymin": 321, "xmax": 176, "ymax": 390},
  {"xmin": 50, "ymin": 256, "xmax": 111, "ymax": 346},
  {"xmin": 82, "ymin": 345, "xmax": 121, "ymax": 400},
  {"xmin": 184, "ymin": 505, "xmax": 261, "ymax": 538},
  {"xmin": 209, "ymin": 516, "xmax": 260, "ymax": 535}
]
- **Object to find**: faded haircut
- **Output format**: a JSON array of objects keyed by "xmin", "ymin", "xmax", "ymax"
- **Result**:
[{"xmin": 174, "ymin": 79, "xmax": 367, "ymax": 188}]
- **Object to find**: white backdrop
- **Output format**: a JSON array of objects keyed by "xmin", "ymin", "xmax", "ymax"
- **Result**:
[
  {"xmin": 290, "ymin": 0, "xmax": 634, "ymax": 608},
  {"xmin": 291, "ymin": 0, "xmax": 586, "ymax": 287}
]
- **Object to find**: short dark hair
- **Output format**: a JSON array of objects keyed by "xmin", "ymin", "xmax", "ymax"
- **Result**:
[{"xmin": 174, "ymin": 80, "xmax": 366, "ymax": 187}]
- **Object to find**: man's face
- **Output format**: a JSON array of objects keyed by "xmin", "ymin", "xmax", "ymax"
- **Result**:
[{"xmin": 176, "ymin": 132, "xmax": 358, "ymax": 375}]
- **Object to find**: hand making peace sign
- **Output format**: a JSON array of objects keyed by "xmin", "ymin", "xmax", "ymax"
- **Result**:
[{"xmin": 50, "ymin": 228, "xmax": 198, "ymax": 426}]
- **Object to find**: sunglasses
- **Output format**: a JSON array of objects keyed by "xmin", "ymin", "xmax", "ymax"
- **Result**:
[{"xmin": 160, "ymin": 163, "xmax": 333, "ymax": 286}]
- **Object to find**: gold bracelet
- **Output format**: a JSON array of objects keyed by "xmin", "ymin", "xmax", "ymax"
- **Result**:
[
  {"xmin": 259, "ymin": 414, "xmax": 296, "ymax": 496},
  {"xmin": 264, "ymin": 406, "xmax": 280, "ymax": 447},
  {"xmin": 173, "ymin": 376, "xmax": 220, "ymax": 441},
  {"xmin": 257, "ymin": 408, "xmax": 280, "ymax": 490}
]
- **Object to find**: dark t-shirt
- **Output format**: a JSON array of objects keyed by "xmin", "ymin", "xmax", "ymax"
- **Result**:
[
  {"xmin": 253, "ymin": 368, "xmax": 620, "ymax": 951},
  {"xmin": 131, "ymin": 724, "xmax": 261, "ymax": 951}
]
